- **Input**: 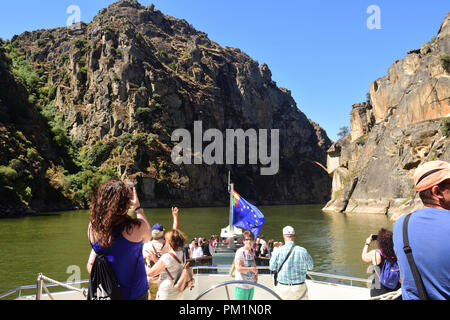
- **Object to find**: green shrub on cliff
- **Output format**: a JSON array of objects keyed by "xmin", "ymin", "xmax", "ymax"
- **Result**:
[
  {"xmin": 131, "ymin": 133, "xmax": 147, "ymax": 145},
  {"xmin": 74, "ymin": 38, "xmax": 88, "ymax": 51},
  {"xmin": 440, "ymin": 54, "xmax": 450, "ymax": 73},
  {"xmin": 0, "ymin": 165, "xmax": 34, "ymax": 204},
  {"xmin": 2, "ymin": 44, "xmax": 43, "ymax": 95},
  {"xmin": 60, "ymin": 167, "xmax": 118, "ymax": 205},
  {"xmin": 8, "ymin": 159, "xmax": 21, "ymax": 171},
  {"xmin": 117, "ymin": 132, "xmax": 132, "ymax": 147},
  {"xmin": 0, "ymin": 166, "xmax": 18, "ymax": 185},
  {"xmin": 26, "ymin": 148, "xmax": 39, "ymax": 161},
  {"xmin": 136, "ymin": 107, "xmax": 152, "ymax": 122},
  {"xmin": 147, "ymin": 133, "xmax": 159, "ymax": 145},
  {"xmin": 440, "ymin": 117, "xmax": 450, "ymax": 137},
  {"xmin": 83, "ymin": 142, "xmax": 113, "ymax": 167}
]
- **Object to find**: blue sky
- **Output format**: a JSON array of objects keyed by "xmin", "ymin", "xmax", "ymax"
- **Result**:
[{"xmin": 0, "ymin": 1, "xmax": 448, "ymax": 141}]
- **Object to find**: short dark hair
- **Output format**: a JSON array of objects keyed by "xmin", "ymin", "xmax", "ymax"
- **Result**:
[{"xmin": 419, "ymin": 180, "xmax": 450, "ymax": 204}]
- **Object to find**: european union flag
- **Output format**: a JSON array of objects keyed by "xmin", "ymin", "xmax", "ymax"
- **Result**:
[{"xmin": 231, "ymin": 190, "xmax": 265, "ymax": 238}]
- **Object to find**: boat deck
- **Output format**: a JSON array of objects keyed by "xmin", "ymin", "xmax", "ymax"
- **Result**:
[{"xmin": 8, "ymin": 268, "xmax": 370, "ymax": 300}]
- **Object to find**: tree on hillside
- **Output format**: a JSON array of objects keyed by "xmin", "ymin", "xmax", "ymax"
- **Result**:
[{"xmin": 337, "ymin": 126, "xmax": 349, "ymax": 139}]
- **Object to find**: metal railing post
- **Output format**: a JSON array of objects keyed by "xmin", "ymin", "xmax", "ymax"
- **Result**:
[{"xmin": 36, "ymin": 274, "xmax": 43, "ymax": 300}]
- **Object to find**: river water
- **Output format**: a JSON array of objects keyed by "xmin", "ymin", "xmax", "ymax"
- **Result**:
[{"xmin": 0, "ymin": 204, "xmax": 394, "ymax": 295}]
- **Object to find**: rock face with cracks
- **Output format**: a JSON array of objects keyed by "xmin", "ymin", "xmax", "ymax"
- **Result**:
[{"xmin": 323, "ymin": 12, "xmax": 450, "ymax": 220}]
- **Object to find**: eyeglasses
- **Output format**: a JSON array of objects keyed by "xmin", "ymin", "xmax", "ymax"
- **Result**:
[{"xmin": 244, "ymin": 238, "xmax": 254, "ymax": 241}]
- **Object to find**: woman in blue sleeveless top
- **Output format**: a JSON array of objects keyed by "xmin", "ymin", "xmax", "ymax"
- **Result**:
[{"xmin": 87, "ymin": 180, "xmax": 151, "ymax": 300}]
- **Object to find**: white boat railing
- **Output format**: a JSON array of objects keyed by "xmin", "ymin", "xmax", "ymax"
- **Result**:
[
  {"xmin": 0, "ymin": 273, "xmax": 88, "ymax": 300},
  {"xmin": 1, "ymin": 267, "xmax": 371, "ymax": 300},
  {"xmin": 306, "ymin": 271, "xmax": 371, "ymax": 287},
  {"xmin": 35, "ymin": 273, "xmax": 88, "ymax": 300},
  {"xmin": 190, "ymin": 266, "xmax": 371, "ymax": 287}
]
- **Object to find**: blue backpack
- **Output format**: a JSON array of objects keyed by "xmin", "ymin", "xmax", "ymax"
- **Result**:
[{"xmin": 376, "ymin": 250, "xmax": 400, "ymax": 289}]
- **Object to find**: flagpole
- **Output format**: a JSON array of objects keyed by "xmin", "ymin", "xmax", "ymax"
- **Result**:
[{"xmin": 228, "ymin": 171, "xmax": 235, "ymax": 249}]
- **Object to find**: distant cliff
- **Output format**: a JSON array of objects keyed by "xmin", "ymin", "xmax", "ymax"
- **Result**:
[
  {"xmin": 0, "ymin": 0, "xmax": 331, "ymax": 216},
  {"xmin": 323, "ymin": 12, "xmax": 450, "ymax": 220}
]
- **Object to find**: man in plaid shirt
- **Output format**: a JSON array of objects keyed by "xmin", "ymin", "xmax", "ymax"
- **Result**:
[{"xmin": 269, "ymin": 226, "xmax": 314, "ymax": 300}]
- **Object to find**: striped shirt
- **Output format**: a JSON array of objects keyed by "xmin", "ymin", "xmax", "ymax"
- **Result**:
[{"xmin": 269, "ymin": 242, "xmax": 313, "ymax": 284}]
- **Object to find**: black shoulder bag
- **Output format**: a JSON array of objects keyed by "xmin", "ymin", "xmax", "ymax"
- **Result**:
[
  {"xmin": 402, "ymin": 213, "xmax": 428, "ymax": 300},
  {"xmin": 273, "ymin": 244, "xmax": 295, "ymax": 286}
]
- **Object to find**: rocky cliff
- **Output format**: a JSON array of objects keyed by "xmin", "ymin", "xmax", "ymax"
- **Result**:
[
  {"xmin": 323, "ymin": 12, "xmax": 450, "ymax": 220},
  {"xmin": 0, "ymin": 0, "xmax": 332, "ymax": 216},
  {"xmin": 0, "ymin": 42, "xmax": 76, "ymax": 217}
]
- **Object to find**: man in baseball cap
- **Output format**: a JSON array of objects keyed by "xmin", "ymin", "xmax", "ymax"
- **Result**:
[
  {"xmin": 393, "ymin": 160, "xmax": 450, "ymax": 300},
  {"xmin": 269, "ymin": 225, "xmax": 313, "ymax": 300},
  {"xmin": 151, "ymin": 223, "xmax": 165, "ymax": 240},
  {"xmin": 282, "ymin": 226, "xmax": 295, "ymax": 236}
]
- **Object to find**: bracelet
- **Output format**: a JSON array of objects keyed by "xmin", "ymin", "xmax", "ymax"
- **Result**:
[{"xmin": 365, "ymin": 243, "xmax": 370, "ymax": 246}]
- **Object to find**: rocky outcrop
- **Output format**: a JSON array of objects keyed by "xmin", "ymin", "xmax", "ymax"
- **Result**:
[
  {"xmin": 350, "ymin": 102, "xmax": 375, "ymax": 142},
  {"xmin": 1, "ymin": 0, "xmax": 332, "ymax": 214},
  {"xmin": 323, "ymin": 12, "xmax": 450, "ymax": 220}
]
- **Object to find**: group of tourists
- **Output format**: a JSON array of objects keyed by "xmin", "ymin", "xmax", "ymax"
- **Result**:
[
  {"xmin": 361, "ymin": 160, "xmax": 450, "ymax": 300},
  {"xmin": 85, "ymin": 160, "xmax": 450, "ymax": 300},
  {"xmin": 186, "ymin": 235, "xmax": 218, "ymax": 259}
]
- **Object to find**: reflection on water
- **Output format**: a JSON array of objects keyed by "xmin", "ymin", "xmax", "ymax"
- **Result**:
[{"xmin": 0, "ymin": 205, "xmax": 393, "ymax": 294}]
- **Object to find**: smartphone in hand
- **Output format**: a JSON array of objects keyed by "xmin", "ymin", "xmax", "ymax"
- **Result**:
[{"xmin": 371, "ymin": 235, "xmax": 378, "ymax": 241}]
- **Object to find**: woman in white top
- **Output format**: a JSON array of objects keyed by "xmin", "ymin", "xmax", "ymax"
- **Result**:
[
  {"xmin": 146, "ymin": 229, "xmax": 187, "ymax": 300},
  {"xmin": 234, "ymin": 230, "xmax": 258, "ymax": 300}
]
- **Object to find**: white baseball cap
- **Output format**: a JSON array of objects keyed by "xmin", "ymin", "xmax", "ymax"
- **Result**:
[{"xmin": 283, "ymin": 226, "xmax": 295, "ymax": 236}]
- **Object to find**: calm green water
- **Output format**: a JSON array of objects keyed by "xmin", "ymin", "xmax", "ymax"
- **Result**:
[{"xmin": 0, "ymin": 204, "xmax": 393, "ymax": 295}]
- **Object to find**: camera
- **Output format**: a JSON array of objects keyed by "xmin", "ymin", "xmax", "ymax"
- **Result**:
[{"xmin": 371, "ymin": 235, "xmax": 378, "ymax": 241}]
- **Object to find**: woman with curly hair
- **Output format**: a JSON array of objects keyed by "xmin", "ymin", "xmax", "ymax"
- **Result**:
[
  {"xmin": 87, "ymin": 179, "xmax": 151, "ymax": 300},
  {"xmin": 146, "ymin": 229, "xmax": 187, "ymax": 300},
  {"xmin": 362, "ymin": 228, "xmax": 401, "ymax": 298}
]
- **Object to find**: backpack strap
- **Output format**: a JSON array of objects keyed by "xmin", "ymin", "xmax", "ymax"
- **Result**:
[
  {"xmin": 169, "ymin": 251, "xmax": 183, "ymax": 265},
  {"xmin": 402, "ymin": 213, "xmax": 428, "ymax": 300},
  {"xmin": 151, "ymin": 243, "xmax": 163, "ymax": 259},
  {"xmin": 165, "ymin": 268, "xmax": 175, "ymax": 281},
  {"xmin": 164, "ymin": 251, "xmax": 184, "ymax": 282}
]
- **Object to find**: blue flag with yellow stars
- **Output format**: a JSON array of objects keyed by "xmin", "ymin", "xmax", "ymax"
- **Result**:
[{"xmin": 231, "ymin": 190, "xmax": 265, "ymax": 238}]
